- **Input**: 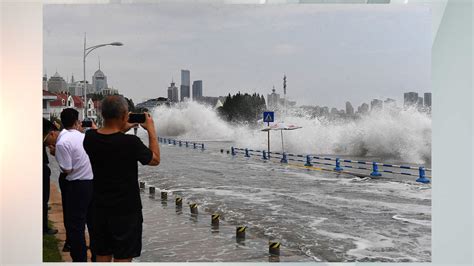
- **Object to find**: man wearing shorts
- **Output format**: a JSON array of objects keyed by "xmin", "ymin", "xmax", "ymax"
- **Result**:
[{"xmin": 83, "ymin": 95, "xmax": 160, "ymax": 262}]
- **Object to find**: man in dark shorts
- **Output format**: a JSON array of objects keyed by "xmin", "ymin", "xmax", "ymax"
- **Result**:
[{"xmin": 83, "ymin": 95, "xmax": 160, "ymax": 262}]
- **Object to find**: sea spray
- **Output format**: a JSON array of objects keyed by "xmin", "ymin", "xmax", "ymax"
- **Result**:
[{"xmin": 151, "ymin": 101, "xmax": 431, "ymax": 164}]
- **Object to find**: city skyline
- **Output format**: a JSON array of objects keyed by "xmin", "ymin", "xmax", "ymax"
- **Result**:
[{"xmin": 44, "ymin": 3, "xmax": 431, "ymax": 109}]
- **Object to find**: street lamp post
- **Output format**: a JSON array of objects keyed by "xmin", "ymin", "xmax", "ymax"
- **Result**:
[{"xmin": 83, "ymin": 33, "xmax": 123, "ymax": 119}]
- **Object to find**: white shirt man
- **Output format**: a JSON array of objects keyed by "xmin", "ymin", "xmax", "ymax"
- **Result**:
[{"xmin": 55, "ymin": 129, "xmax": 93, "ymax": 181}]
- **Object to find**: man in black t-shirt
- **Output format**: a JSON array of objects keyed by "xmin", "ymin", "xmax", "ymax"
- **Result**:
[{"xmin": 83, "ymin": 95, "xmax": 160, "ymax": 262}]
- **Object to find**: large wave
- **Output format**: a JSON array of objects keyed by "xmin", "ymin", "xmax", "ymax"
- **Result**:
[{"xmin": 152, "ymin": 101, "xmax": 431, "ymax": 164}]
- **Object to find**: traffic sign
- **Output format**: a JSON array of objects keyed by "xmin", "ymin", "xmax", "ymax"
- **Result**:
[{"xmin": 263, "ymin": 111, "xmax": 274, "ymax": 123}]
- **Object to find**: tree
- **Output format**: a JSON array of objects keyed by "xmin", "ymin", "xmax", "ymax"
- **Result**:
[{"xmin": 219, "ymin": 92, "xmax": 267, "ymax": 123}]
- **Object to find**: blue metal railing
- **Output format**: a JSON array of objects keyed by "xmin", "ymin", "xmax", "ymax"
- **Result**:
[{"xmin": 158, "ymin": 137, "xmax": 431, "ymax": 184}]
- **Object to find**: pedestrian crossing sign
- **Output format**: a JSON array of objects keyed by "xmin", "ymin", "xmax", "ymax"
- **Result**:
[{"xmin": 263, "ymin": 111, "xmax": 274, "ymax": 123}]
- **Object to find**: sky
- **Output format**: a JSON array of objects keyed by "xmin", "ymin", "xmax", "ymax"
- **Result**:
[{"xmin": 43, "ymin": 3, "xmax": 431, "ymax": 109}]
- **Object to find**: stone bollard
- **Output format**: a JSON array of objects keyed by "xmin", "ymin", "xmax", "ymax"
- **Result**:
[
  {"xmin": 262, "ymin": 150, "xmax": 268, "ymax": 160},
  {"xmin": 304, "ymin": 155, "xmax": 312, "ymax": 167},
  {"xmin": 245, "ymin": 148, "xmax": 250, "ymax": 157},
  {"xmin": 193, "ymin": 143, "xmax": 197, "ymax": 149},
  {"xmin": 211, "ymin": 214, "xmax": 220, "ymax": 227},
  {"xmin": 201, "ymin": 143, "xmax": 205, "ymax": 150},
  {"xmin": 269, "ymin": 241, "xmax": 281, "ymax": 256},
  {"xmin": 149, "ymin": 186, "xmax": 155, "ymax": 194},
  {"xmin": 175, "ymin": 197, "xmax": 183, "ymax": 208},
  {"xmin": 139, "ymin": 181, "xmax": 145, "ymax": 189},
  {"xmin": 179, "ymin": 140, "xmax": 182, "ymax": 147},
  {"xmin": 236, "ymin": 226, "xmax": 246, "ymax": 240},
  {"xmin": 190, "ymin": 203, "xmax": 198, "ymax": 215},
  {"xmin": 280, "ymin": 152, "xmax": 288, "ymax": 164},
  {"xmin": 161, "ymin": 191, "xmax": 168, "ymax": 201},
  {"xmin": 231, "ymin": 147, "xmax": 236, "ymax": 156}
]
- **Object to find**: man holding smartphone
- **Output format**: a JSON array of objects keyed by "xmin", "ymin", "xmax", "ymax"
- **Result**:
[{"xmin": 83, "ymin": 95, "xmax": 160, "ymax": 262}]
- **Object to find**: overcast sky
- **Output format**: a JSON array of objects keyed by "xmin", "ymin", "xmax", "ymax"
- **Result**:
[{"xmin": 44, "ymin": 3, "xmax": 431, "ymax": 108}]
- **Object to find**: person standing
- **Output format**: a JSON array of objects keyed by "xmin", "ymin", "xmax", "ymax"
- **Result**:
[
  {"xmin": 43, "ymin": 118, "xmax": 59, "ymax": 235},
  {"xmin": 54, "ymin": 108, "xmax": 96, "ymax": 262},
  {"xmin": 83, "ymin": 95, "xmax": 160, "ymax": 262}
]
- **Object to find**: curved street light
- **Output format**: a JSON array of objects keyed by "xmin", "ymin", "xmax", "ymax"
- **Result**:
[{"xmin": 83, "ymin": 34, "xmax": 123, "ymax": 119}]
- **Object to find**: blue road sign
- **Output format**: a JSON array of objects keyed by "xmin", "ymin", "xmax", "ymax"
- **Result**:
[{"xmin": 263, "ymin": 111, "xmax": 274, "ymax": 123}]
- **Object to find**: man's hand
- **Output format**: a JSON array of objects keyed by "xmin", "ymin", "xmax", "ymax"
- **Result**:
[
  {"xmin": 122, "ymin": 117, "xmax": 139, "ymax": 133},
  {"xmin": 91, "ymin": 120, "xmax": 98, "ymax": 130},
  {"xmin": 48, "ymin": 145, "xmax": 56, "ymax": 156},
  {"xmin": 140, "ymin": 112, "xmax": 155, "ymax": 132}
]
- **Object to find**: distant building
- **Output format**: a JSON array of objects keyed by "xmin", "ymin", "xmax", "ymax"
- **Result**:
[
  {"xmin": 345, "ymin": 101, "xmax": 354, "ymax": 115},
  {"xmin": 330, "ymin": 107, "xmax": 339, "ymax": 115},
  {"xmin": 321, "ymin": 106, "xmax": 330, "ymax": 115},
  {"xmin": 101, "ymin": 87, "xmax": 119, "ymax": 96},
  {"xmin": 180, "ymin": 70, "xmax": 190, "ymax": 101},
  {"xmin": 417, "ymin": 97, "xmax": 424, "ymax": 109},
  {"xmin": 424, "ymin": 92, "xmax": 432, "ymax": 108},
  {"xmin": 167, "ymin": 80, "xmax": 179, "ymax": 103},
  {"xmin": 192, "ymin": 80, "xmax": 203, "ymax": 100},
  {"xmin": 49, "ymin": 92, "xmax": 86, "ymax": 120},
  {"xmin": 43, "ymin": 74, "xmax": 48, "ymax": 91},
  {"xmin": 384, "ymin": 98, "xmax": 397, "ymax": 109},
  {"xmin": 43, "ymin": 90, "xmax": 57, "ymax": 119},
  {"xmin": 358, "ymin": 103, "xmax": 369, "ymax": 114},
  {"xmin": 370, "ymin": 99, "xmax": 383, "ymax": 111},
  {"xmin": 47, "ymin": 71, "xmax": 68, "ymax": 93},
  {"xmin": 404, "ymin": 92, "xmax": 419, "ymax": 107},
  {"xmin": 267, "ymin": 88, "xmax": 280, "ymax": 110},
  {"xmin": 92, "ymin": 67, "xmax": 108, "ymax": 93}
]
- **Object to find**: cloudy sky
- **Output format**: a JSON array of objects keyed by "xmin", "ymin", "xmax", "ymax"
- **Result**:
[{"xmin": 44, "ymin": 3, "xmax": 431, "ymax": 109}]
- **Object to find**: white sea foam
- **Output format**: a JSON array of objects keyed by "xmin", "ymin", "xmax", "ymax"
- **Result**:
[{"xmin": 152, "ymin": 102, "xmax": 431, "ymax": 164}]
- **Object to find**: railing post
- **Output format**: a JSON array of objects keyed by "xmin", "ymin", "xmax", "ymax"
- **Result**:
[
  {"xmin": 262, "ymin": 150, "xmax": 268, "ymax": 160},
  {"xmin": 416, "ymin": 167, "xmax": 430, "ymax": 183},
  {"xmin": 334, "ymin": 158, "xmax": 343, "ymax": 171},
  {"xmin": 280, "ymin": 152, "xmax": 288, "ymax": 163},
  {"xmin": 245, "ymin": 148, "xmax": 250, "ymax": 157},
  {"xmin": 168, "ymin": 139, "xmax": 171, "ymax": 144},
  {"xmin": 186, "ymin": 141, "xmax": 189, "ymax": 147},
  {"xmin": 231, "ymin": 147, "xmax": 236, "ymax": 156},
  {"xmin": 201, "ymin": 143, "xmax": 205, "ymax": 150},
  {"xmin": 370, "ymin": 162, "xmax": 382, "ymax": 176},
  {"xmin": 193, "ymin": 143, "xmax": 196, "ymax": 149},
  {"xmin": 173, "ymin": 139, "xmax": 176, "ymax": 145},
  {"xmin": 304, "ymin": 155, "xmax": 313, "ymax": 167},
  {"xmin": 179, "ymin": 140, "xmax": 182, "ymax": 147}
]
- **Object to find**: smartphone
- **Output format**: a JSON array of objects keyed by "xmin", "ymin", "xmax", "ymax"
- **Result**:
[
  {"xmin": 82, "ymin": 120, "xmax": 93, "ymax": 128},
  {"xmin": 128, "ymin": 113, "xmax": 146, "ymax": 123}
]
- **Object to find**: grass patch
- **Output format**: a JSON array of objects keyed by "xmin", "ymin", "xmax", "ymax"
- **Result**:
[{"xmin": 43, "ymin": 221, "xmax": 62, "ymax": 262}]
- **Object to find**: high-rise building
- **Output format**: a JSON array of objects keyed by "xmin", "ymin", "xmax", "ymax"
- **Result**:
[
  {"xmin": 417, "ymin": 97, "xmax": 424, "ymax": 108},
  {"xmin": 167, "ymin": 80, "xmax": 179, "ymax": 103},
  {"xmin": 47, "ymin": 71, "xmax": 68, "ymax": 93},
  {"xmin": 404, "ymin": 92, "xmax": 419, "ymax": 107},
  {"xmin": 43, "ymin": 74, "xmax": 48, "ymax": 91},
  {"xmin": 371, "ymin": 99, "xmax": 383, "ymax": 111},
  {"xmin": 192, "ymin": 80, "xmax": 203, "ymax": 100},
  {"xmin": 424, "ymin": 92, "xmax": 432, "ymax": 108},
  {"xmin": 267, "ymin": 87, "xmax": 280, "ymax": 110},
  {"xmin": 180, "ymin": 69, "xmax": 190, "ymax": 101},
  {"xmin": 92, "ymin": 67, "xmax": 108, "ymax": 93},
  {"xmin": 358, "ymin": 103, "xmax": 369, "ymax": 114},
  {"xmin": 345, "ymin": 101, "xmax": 354, "ymax": 115}
]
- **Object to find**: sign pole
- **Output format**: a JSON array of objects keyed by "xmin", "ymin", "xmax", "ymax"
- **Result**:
[{"xmin": 267, "ymin": 121, "xmax": 270, "ymax": 157}]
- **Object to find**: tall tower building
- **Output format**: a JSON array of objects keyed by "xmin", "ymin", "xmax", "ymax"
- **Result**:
[
  {"xmin": 370, "ymin": 99, "xmax": 383, "ymax": 111},
  {"xmin": 92, "ymin": 60, "xmax": 108, "ymax": 93},
  {"xmin": 180, "ymin": 69, "xmax": 190, "ymax": 101},
  {"xmin": 424, "ymin": 92, "xmax": 432, "ymax": 108},
  {"xmin": 167, "ymin": 80, "xmax": 179, "ymax": 103},
  {"xmin": 43, "ymin": 74, "xmax": 48, "ymax": 91},
  {"xmin": 192, "ymin": 80, "xmax": 203, "ymax": 100},
  {"xmin": 345, "ymin": 101, "xmax": 354, "ymax": 115},
  {"xmin": 404, "ymin": 92, "xmax": 418, "ymax": 107},
  {"xmin": 47, "ymin": 71, "xmax": 68, "ymax": 93}
]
